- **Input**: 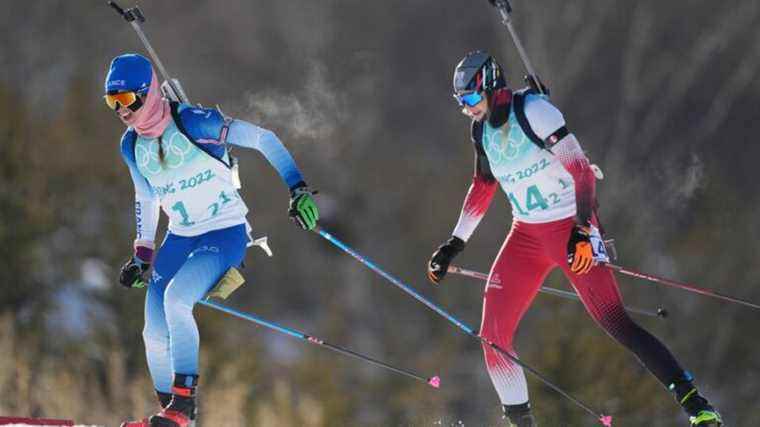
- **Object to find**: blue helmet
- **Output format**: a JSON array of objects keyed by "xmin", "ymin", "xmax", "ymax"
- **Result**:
[{"xmin": 104, "ymin": 53, "xmax": 152, "ymax": 94}]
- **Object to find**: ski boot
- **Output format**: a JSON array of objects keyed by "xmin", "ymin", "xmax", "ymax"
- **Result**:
[
  {"xmin": 503, "ymin": 402, "xmax": 537, "ymax": 427},
  {"xmin": 671, "ymin": 377, "xmax": 722, "ymax": 426},
  {"xmin": 148, "ymin": 374, "xmax": 198, "ymax": 427},
  {"xmin": 120, "ymin": 390, "xmax": 173, "ymax": 427}
]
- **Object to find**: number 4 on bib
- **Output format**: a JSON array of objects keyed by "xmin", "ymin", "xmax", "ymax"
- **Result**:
[
  {"xmin": 509, "ymin": 185, "xmax": 550, "ymax": 215},
  {"xmin": 525, "ymin": 185, "xmax": 549, "ymax": 210}
]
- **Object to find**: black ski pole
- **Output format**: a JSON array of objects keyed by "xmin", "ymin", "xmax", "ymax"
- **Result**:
[
  {"xmin": 314, "ymin": 226, "xmax": 613, "ymax": 426},
  {"xmin": 448, "ymin": 265, "xmax": 669, "ymax": 319},
  {"xmin": 199, "ymin": 299, "xmax": 441, "ymax": 388}
]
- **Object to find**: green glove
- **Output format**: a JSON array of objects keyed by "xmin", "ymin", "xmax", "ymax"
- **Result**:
[
  {"xmin": 289, "ymin": 186, "xmax": 319, "ymax": 230},
  {"xmin": 119, "ymin": 257, "xmax": 150, "ymax": 288}
]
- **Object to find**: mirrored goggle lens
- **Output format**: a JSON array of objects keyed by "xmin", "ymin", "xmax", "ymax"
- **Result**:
[
  {"xmin": 456, "ymin": 92, "xmax": 484, "ymax": 107},
  {"xmin": 104, "ymin": 91, "xmax": 138, "ymax": 110}
]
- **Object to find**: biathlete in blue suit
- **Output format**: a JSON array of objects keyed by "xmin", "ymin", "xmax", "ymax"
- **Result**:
[{"xmin": 105, "ymin": 53, "xmax": 319, "ymax": 427}]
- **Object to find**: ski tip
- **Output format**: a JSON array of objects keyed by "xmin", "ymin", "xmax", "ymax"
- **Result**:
[
  {"xmin": 428, "ymin": 376, "xmax": 441, "ymax": 388},
  {"xmin": 599, "ymin": 415, "xmax": 613, "ymax": 426}
]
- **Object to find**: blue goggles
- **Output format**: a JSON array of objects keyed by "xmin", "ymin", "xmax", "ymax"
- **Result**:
[{"xmin": 454, "ymin": 91, "xmax": 484, "ymax": 107}]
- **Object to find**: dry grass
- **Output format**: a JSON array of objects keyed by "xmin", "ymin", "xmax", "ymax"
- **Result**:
[{"xmin": 0, "ymin": 314, "xmax": 337, "ymax": 427}]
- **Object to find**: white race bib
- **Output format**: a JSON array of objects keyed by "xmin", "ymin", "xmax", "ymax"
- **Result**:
[{"xmin": 589, "ymin": 225, "xmax": 610, "ymax": 263}]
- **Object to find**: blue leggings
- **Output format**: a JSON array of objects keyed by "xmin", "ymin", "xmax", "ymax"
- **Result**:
[{"xmin": 143, "ymin": 224, "xmax": 248, "ymax": 393}]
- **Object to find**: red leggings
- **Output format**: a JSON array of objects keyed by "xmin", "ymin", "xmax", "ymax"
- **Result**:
[{"xmin": 480, "ymin": 217, "xmax": 686, "ymax": 405}]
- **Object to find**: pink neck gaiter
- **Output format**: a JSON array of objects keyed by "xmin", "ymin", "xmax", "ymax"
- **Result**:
[{"xmin": 123, "ymin": 71, "xmax": 171, "ymax": 138}]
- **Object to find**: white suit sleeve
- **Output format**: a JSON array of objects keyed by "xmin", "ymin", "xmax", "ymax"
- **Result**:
[
  {"xmin": 523, "ymin": 95, "xmax": 566, "ymax": 138},
  {"xmin": 125, "ymin": 160, "xmax": 160, "ymax": 249}
]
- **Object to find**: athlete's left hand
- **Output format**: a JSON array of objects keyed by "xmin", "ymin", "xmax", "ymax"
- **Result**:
[
  {"xmin": 567, "ymin": 224, "xmax": 594, "ymax": 275},
  {"xmin": 119, "ymin": 256, "xmax": 150, "ymax": 288},
  {"xmin": 289, "ymin": 186, "xmax": 319, "ymax": 230}
]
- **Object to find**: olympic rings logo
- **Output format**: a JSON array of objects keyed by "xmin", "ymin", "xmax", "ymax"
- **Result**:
[
  {"xmin": 136, "ymin": 141, "xmax": 162, "ymax": 175},
  {"xmin": 164, "ymin": 132, "xmax": 194, "ymax": 169},
  {"xmin": 483, "ymin": 122, "xmax": 529, "ymax": 166},
  {"xmin": 135, "ymin": 131, "xmax": 197, "ymax": 175},
  {"xmin": 504, "ymin": 122, "xmax": 528, "ymax": 160}
]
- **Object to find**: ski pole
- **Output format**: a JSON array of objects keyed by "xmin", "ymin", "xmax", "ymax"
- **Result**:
[
  {"xmin": 198, "ymin": 299, "xmax": 441, "ymax": 388},
  {"xmin": 603, "ymin": 263, "xmax": 760, "ymax": 310},
  {"xmin": 314, "ymin": 226, "xmax": 613, "ymax": 426},
  {"xmin": 488, "ymin": 0, "xmax": 545, "ymax": 94},
  {"xmin": 448, "ymin": 265, "xmax": 668, "ymax": 319},
  {"xmin": 107, "ymin": 1, "xmax": 190, "ymax": 103}
]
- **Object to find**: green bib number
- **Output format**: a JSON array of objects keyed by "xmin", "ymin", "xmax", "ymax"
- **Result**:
[
  {"xmin": 525, "ymin": 185, "xmax": 549, "ymax": 210},
  {"xmin": 171, "ymin": 201, "xmax": 195, "ymax": 226},
  {"xmin": 509, "ymin": 185, "xmax": 553, "ymax": 215},
  {"xmin": 508, "ymin": 193, "xmax": 529, "ymax": 215}
]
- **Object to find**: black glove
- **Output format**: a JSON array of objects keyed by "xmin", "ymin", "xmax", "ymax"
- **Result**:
[
  {"xmin": 119, "ymin": 257, "xmax": 150, "ymax": 288},
  {"xmin": 427, "ymin": 236, "xmax": 466, "ymax": 284}
]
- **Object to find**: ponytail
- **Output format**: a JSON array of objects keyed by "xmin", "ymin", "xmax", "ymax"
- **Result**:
[{"xmin": 157, "ymin": 135, "xmax": 166, "ymax": 165}]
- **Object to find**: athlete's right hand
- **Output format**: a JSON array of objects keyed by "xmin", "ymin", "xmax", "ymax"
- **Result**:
[
  {"xmin": 427, "ymin": 236, "xmax": 466, "ymax": 284},
  {"xmin": 119, "ymin": 257, "xmax": 150, "ymax": 288}
]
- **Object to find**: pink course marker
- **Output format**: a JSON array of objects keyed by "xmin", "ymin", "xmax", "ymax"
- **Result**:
[
  {"xmin": 599, "ymin": 415, "xmax": 613, "ymax": 426},
  {"xmin": 427, "ymin": 376, "xmax": 441, "ymax": 388}
]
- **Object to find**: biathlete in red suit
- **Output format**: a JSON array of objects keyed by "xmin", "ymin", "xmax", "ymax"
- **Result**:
[{"xmin": 427, "ymin": 51, "xmax": 721, "ymax": 427}]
